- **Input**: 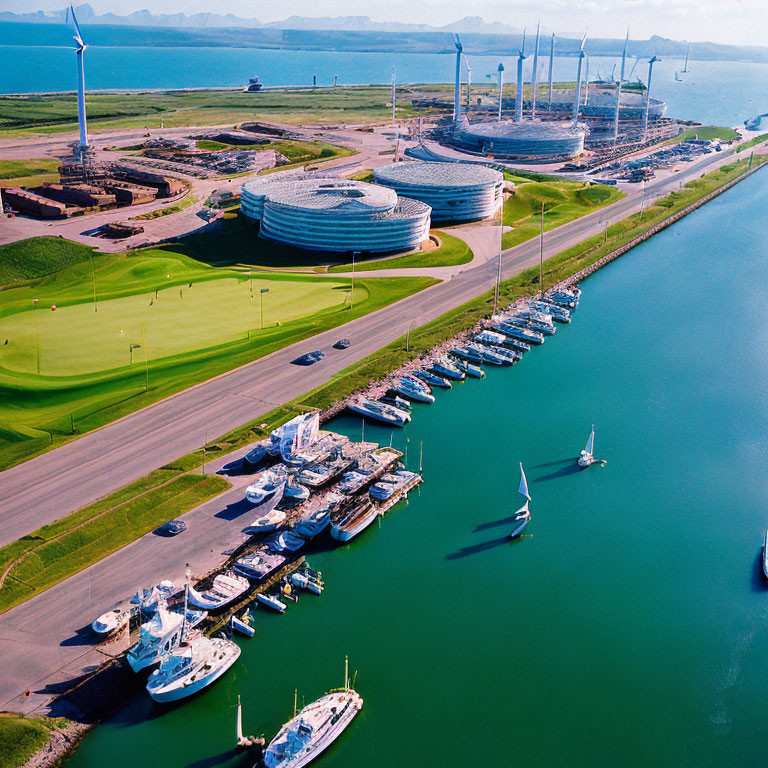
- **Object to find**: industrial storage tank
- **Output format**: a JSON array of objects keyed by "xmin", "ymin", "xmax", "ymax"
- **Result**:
[
  {"xmin": 451, "ymin": 117, "xmax": 585, "ymax": 162},
  {"xmin": 241, "ymin": 177, "xmax": 431, "ymax": 253},
  {"xmin": 373, "ymin": 161, "xmax": 503, "ymax": 222}
]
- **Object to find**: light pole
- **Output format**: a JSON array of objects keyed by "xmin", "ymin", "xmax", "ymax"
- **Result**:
[
  {"xmin": 32, "ymin": 298, "xmax": 40, "ymax": 375},
  {"xmin": 259, "ymin": 287, "xmax": 269, "ymax": 329},
  {"xmin": 350, "ymin": 251, "xmax": 359, "ymax": 310},
  {"xmin": 90, "ymin": 252, "xmax": 97, "ymax": 312}
]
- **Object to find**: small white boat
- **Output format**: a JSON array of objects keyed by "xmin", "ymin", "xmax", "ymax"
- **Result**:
[
  {"xmin": 92, "ymin": 608, "xmax": 130, "ymax": 636},
  {"xmin": 392, "ymin": 376, "xmax": 435, "ymax": 404},
  {"xmin": 146, "ymin": 634, "xmax": 241, "ymax": 703},
  {"xmin": 129, "ymin": 580, "xmax": 177, "ymax": 613},
  {"xmin": 578, "ymin": 425, "xmax": 597, "ymax": 468},
  {"xmin": 510, "ymin": 463, "xmax": 532, "ymax": 539},
  {"xmin": 432, "ymin": 356, "xmax": 465, "ymax": 381},
  {"xmin": 188, "ymin": 571, "xmax": 250, "ymax": 611},
  {"xmin": 257, "ymin": 592, "xmax": 287, "ymax": 613},
  {"xmin": 244, "ymin": 508, "xmax": 287, "ymax": 534},
  {"xmin": 234, "ymin": 549, "xmax": 286, "ymax": 580},
  {"xmin": 245, "ymin": 469, "xmax": 287, "ymax": 509},
  {"xmin": 290, "ymin": 569, "xmax": 324, "ymax": 595},
  {"xmin": 231, "ymin": 610, "xmax": 255, "ymax": 638},
  {"xmin": 348, "ymin": 397, "xmax": 410, "ymax": 426},
  {"xmin": 413, "ymin": 369, "xmax": 451, "ymax": 389},
  {"xmin": 264, "ymin": 663, "xmax": 363, "ymax": 768},
  {"xmin": 762, "ymin": 531, "xmax": 768, "ymax": 580}
]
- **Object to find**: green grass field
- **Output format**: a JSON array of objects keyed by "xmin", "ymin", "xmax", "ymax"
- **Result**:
[
  {"xmin": 0, "ymin": 712, "xmax": 69, "ymax": 768},
  {"xmin": 0, "ymin": 239, "xmax": 436, "ymax": 469},
  {"xmin": 0, "ymin": 158, "xmax": 60, "ymax": 188},
  {"xmin": 502, "ymin": 180, "xmax": 624, "ymax": 249}
]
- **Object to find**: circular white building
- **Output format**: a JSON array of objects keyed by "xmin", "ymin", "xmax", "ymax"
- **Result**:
[
  {"xmin": 373, "ymin": 161, "xmax": 503, "ymax": 222},
  {"xmin": 241, "ymin": 177, "xmax": 431, "ymax": 253},
  {"xmin": 451, "ymin": 118, "xmax": 585, "ymax": 163}
]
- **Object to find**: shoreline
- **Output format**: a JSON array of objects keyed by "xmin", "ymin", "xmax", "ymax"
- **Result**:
[{"xmin": 11, "ymin": 154, "xmax": 768, "ymax": 768}]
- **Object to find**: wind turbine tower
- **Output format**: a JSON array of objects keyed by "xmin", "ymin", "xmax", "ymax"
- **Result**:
[
  {"xmin": 530, "ymin": 22, "xmax": 541, "ymax": 118},
  {"xmin": 547, "ymin": 34, "xmax": 555, "ymax": 114},
  {"xmin": 69, "ymin": 4, "xmax": 88, "ymax": 162},
  {"xmin": 572, "ymin": 33, "xmax": 587, "ymax": 126},
  {"xmin": 583, "ymin": 56, "xmax": 590, "ymax": 106},
  {"xmin": 515, "ymin": 28, "xmax": 527, "ymax": 122},
  {"xmin": 497, "ymin": 63, "xmax": 505, "ymax": 121},
  {"xmin": 642, "ymin": 56, "xmax": 660, "ymax": 143},
  {"xmin": 613, "ymin": 29, "xmax": 629, "ymax": 144},
  {"xmin": 463, "ymin": 54, "xmax": 472, "ymax": 114},
  {"xmin": 453, "ymin": 35, "xmax": 463, "ymax": 122}
]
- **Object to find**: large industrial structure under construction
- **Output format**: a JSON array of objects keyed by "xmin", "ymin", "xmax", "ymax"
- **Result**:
[{"xmin": 439, "ymin": 29, "xmax": 674, "ymax": 163}]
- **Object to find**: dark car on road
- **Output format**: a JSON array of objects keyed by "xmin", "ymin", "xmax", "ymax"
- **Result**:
[
  {"xmin": 292, "ymin": 350, "xmax": 325, "ymax": 365},
  {"xmin": 333, "ymin": 338, "xmax": 351, "ymax": 350},
  {"xmin": 156, "ymin": 520, "xmax": 187, "ymax": 536}
]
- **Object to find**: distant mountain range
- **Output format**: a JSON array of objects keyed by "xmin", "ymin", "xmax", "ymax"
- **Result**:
[
  {"xmin": 2, "ymin": 6, "xmax": 767, "ymax": 63},
  {"xmin": 0, "ymin": 5, "xmax": 522, "ymax": 34}
]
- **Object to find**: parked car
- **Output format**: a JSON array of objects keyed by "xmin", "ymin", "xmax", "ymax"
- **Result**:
[
  {"xmin": 156, "ymin": 520, "xmax": 187, "ymax": 536},
  {"xmin": 292, "ymin": 351, "xmax": 325, "ymax": 366},
  {"xmin": 333, "ymin": 338, "xmax": 351, "ymax": 350}
]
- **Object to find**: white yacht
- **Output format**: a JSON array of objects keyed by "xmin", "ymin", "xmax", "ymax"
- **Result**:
[
  {"xmin": 348, "ymin": 398, "xmax": 410, "ymax": 427},
  {"xmin": 330, "ymin": 499, "xmax": 379, "ymax": 542},
  {"xmin": 127, "ymin": 606, "xmax": 187, "ymax": 672},
  {"xmin": 431, "ymin": 356, "xmax": 465, "ymax": 381},
  {"xmin": 257, "ymin": 592, "xmax": 287, "ymax": 613},
  {"xmin": 392, "ymin": 376, "xmax": 435, "ymax": 404},
  {"xmin": 245, "ymin": 469, "xmax": 287, "ymax": 508},
  {"xmin": 188, "ymin": 571, "xmax": 250, "ymax": 611},
  {"xmin": 234, "ymin": 549, "xmax": 286, "ymax": 580},
  {"xmin": 92, "ymin": 608, "xmax": 130, "ymax": 636},
  {"xmin": 145, "ymin": 634, "xmax": 241, "ymax": 703},
  {"xmin": 578, "ymin": 426, "xmax": 597, "ymax": 468},
  {"xmin": 264, "ymin": 680, "xmax": 363, "ymax": 768},
  {"xmin": 244, "ymin": 508, "xmax": 287, "ymax": 534},
  {"xmin": 510, "ymin": 463, "xmax": 532, "ymax": 539}
]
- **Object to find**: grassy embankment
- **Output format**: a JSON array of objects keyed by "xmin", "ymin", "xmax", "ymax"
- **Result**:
[
  {"xmin": 671, "ymin": 126, "xmax": 740, "ymax": 143},
  {"xmin": 197, "ymin": 137, "xmax": 355, "ymax": 171},
  {"xmin": 0, "ymin": 86, "xmax": 422, "ymax": 137},
  {"xmin": 0, "ymin": 158, "xmax": 60, "ymax": 188},
  {"xmin": 0, "ymin": 712, "xmax": 69, "ymax": 768},
  {"xmin": 0, "ymin": 153, "xmax": 763, "ymax": 614},
  {"xmin": 0, "ymin": 233, "xmax": 437, "ymax": 470}
]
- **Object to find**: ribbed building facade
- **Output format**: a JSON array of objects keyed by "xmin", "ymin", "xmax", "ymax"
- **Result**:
[
  {"xmin": 241, "ymin": 177, "xmax": 431, "ymax": 253},
  {"xmin": 373, "ymin": 161, "xmax": 503, "ymax": 222}
]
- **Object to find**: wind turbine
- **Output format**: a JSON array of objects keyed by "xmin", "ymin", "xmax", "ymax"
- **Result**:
[
  {"xmin": 497, "ymin": 63, "xmax": 505, "ymax": 121},
  {"xmin": 463, "ymin": 53, "xmax": 472, "ymax": 113},
  {"xmin": 613, "ymin": 28, "xmax": 629, "ymax": 144},
  {"xmin": 530, "ymin": 22, "xmax": 541, "ymax": 119},
  {"xmin": 572, "ymin": 32, "xmax": 587, "ymax": 125},
  {"xmin": 453, "ymin": 34, "xmax": 463, "ymax": 122},
  {"xmin": 547, "ymin": 34, "xmax": 556, "ymax": 114},
  {"xmin": 67, "ymin": 3, "xmax": 88, "ymax": 162},
  {"xmin": 515, "ymin": 28, "xmax": 527, "ymax": 122}
]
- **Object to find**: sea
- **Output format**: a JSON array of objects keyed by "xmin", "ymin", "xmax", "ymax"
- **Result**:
[
  {"xmin": 1, "ymin": 22, "xmax": 768, "ymax": 127},
  {"xmin": 64, "ymin": 156, "xmax": 768, "ymax": 767}
]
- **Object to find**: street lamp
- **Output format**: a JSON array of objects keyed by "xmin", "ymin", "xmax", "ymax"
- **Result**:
[{"xmin": 260, "ymin": 288, "xmax": 269, "ymax": 330}]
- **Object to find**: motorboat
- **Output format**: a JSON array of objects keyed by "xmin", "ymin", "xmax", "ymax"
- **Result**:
[
  {"xmin": 468, "ymin": 342, "xmax": 511, "ymax": 365},
  {"xmin": 335, "ymin": 471, "xmax": 369, "ymax": 495},
  {"xmin": 431, "ymin": 356, "xmax": 465, "ymax": 381},
  {"xmin": 242, "ymin": 443, "xmax": 268, "ymax": 470},
  {"xmin": 348, "ymin": 398, "xmax": 410, "ymax": 426},
  {"xmin": 487, "ymin": 345, "xmax": 520, "ymax": 364},
  {"xmin": 293, "ymin": 507, "xmax": 332, "ymax": 539},
  {"xmin": 493, "ymin": 322, "xmax": 545, "ymax": 345},
  {"xmin": 264, "ymin": 683, "xmax": 363, "ymax": 768},
  {"xmin": 453, "ymin": 358, "xmax": 485, "ymax": 379},
  {"xmin": 503, "ymin": 337, "xmax": 531, "ymax": 353},
  {"xmin": 451, "ymin": 344, "xmax": 483, "ymax": 364},
  {"xmin": 380, "ymin": 393, "xmax": 412, "ymax": 411},
  {"xmin": 530, "ymin": 300, "xmax": 571, "ymax": 323},
  {"xmin": 245, "ymin": 469, "xmax": 287, "ymax": 509},
  {"xmin": 282, "ymin": 481, "xmax": 310, "ymax": 506},
  {"xmin": 234, "ymin": 549, "xmax": 286, "ymax": 580},
  {"xmin": 578, "ymin": 425, "xmax": 597, "ymax": 469},
  {"xmin": 392, "ymin": 376, "xmax": 435, "ymax": 404},
  {"xmin": 188, "ymin": 570, "xmax": 250, "ymax": 611},
  {"xmin": 369, "ymin": 479, "xmax": 397, "ymax": 501},
  {"xmin": 330, "ymin": 499, "xmax": 379, "ymax": 542},
  {"xmin": 763, "ymin": 530, "xmax": 768, "ymax": 580},
  {"xmin": 92, "ymin": 608, "xmax": 130, "ymax": 636},
  {"xmin": 268, "ymin": 412, "xmax": 321, "ymax": 463},
  {"xmin": 509, "ymin": 463, "xmax": 532, "ymax": 539},
  {"xmin": 244, "ymin": 508, "xmax": 287, "ymax": 534},
  {"xmin": 506, "ymin": 314, "xmax": 556, "ymax": 336},
  {"xmin": 231, "ymin": 610, "xmax": 255, "ymax": 638},
  {"xmin": 297, "ymin": 456, "xmax": 354, "ymax": 488},
  {"xmin": 548, "ymin": 291, "xmax": 578, "ymax": 309},
  {"xmin": 290, "ymin": 567, "xmax": 324, "ymax": 595},
  {"xmin": 413, "ymin": 369, "xmax": 451, "ymax": 390},
  {"xmin": 127, "ymin": 606, "xmax": 187, "ymax": 672},
  {"xmin": 474, "ymin": 330, "xmax": 508, "ymax": 347},
  {"xmin": 129, "ymin": 580, "xmax": 178, "ymax": 614},
  {"xmin": 267, "ymin": 530, "xmax": 307, "ymax": 553},
  {"xmin": 257, "ymin": 592, "xmax": 287, "ymax": 613},
  {"xmin": 146, "ymin": 634, "xmax": 241, "ymax": 703}
]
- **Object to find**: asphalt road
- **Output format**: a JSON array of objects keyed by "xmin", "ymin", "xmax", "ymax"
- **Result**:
[{"xmin": 0, "ymin": 144, "xmax": 753, "ymax": 547}]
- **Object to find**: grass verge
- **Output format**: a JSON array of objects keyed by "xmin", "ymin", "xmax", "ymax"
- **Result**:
[{"xmin": 0, "ymin": 712, "xmax": 69, "ymax": 768}]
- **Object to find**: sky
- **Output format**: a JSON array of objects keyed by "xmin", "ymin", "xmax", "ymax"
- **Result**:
[{"xmin": 1, "ymin": 0, "xmax": 766, "ymax": 47}]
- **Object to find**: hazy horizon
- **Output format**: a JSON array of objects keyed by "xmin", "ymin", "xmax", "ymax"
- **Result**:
[{"xmin": 0, "ymin": 0, "xmax": 765, "ymax": 48}]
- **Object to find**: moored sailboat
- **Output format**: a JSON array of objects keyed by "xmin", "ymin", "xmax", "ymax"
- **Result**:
[{"xmin": 510, "ymin": 463, "xmax": 532, "ymax": 539}]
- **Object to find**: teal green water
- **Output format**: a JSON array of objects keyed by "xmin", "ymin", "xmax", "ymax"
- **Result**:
[{"xmin": 68, "ymin": 171, "xmax": 768, "ymax": 767}]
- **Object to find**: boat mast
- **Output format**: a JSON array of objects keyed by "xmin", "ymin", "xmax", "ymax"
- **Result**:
[
  {"xmin": 539, "ymin": 204, "xmax": 545, "ymax": 298},
  {"xmin": 181, "ymin": 582, "xmax": 188, "ymax": 639},
  {"xmin": 344, "ymin": 655, "xmax": 349, "ymax": 691},
  {"xmin": 293, "ymin": 688, "xmax": 298, "ymax": 717}
]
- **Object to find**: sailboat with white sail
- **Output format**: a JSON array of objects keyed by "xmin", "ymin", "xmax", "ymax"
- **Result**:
[
  {"xmin": 578, "ymin": 426, "xmax": 597, "ymax": 468},
  {"xmin": 509, "ymin": 463, "xmax": 532, "ymax": 539}
]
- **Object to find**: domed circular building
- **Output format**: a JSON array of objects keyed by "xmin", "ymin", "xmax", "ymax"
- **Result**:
[
  {"xmin": 241, "ymin": 177, "xmax": 431, "ymax": 253},
  {"xmin": 373, "ymin": 161, "xmax": 503, "ymax": 222},
  {"xmin": 450, "ymin": 118, "xmax": 585, "ymax": 163}
]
